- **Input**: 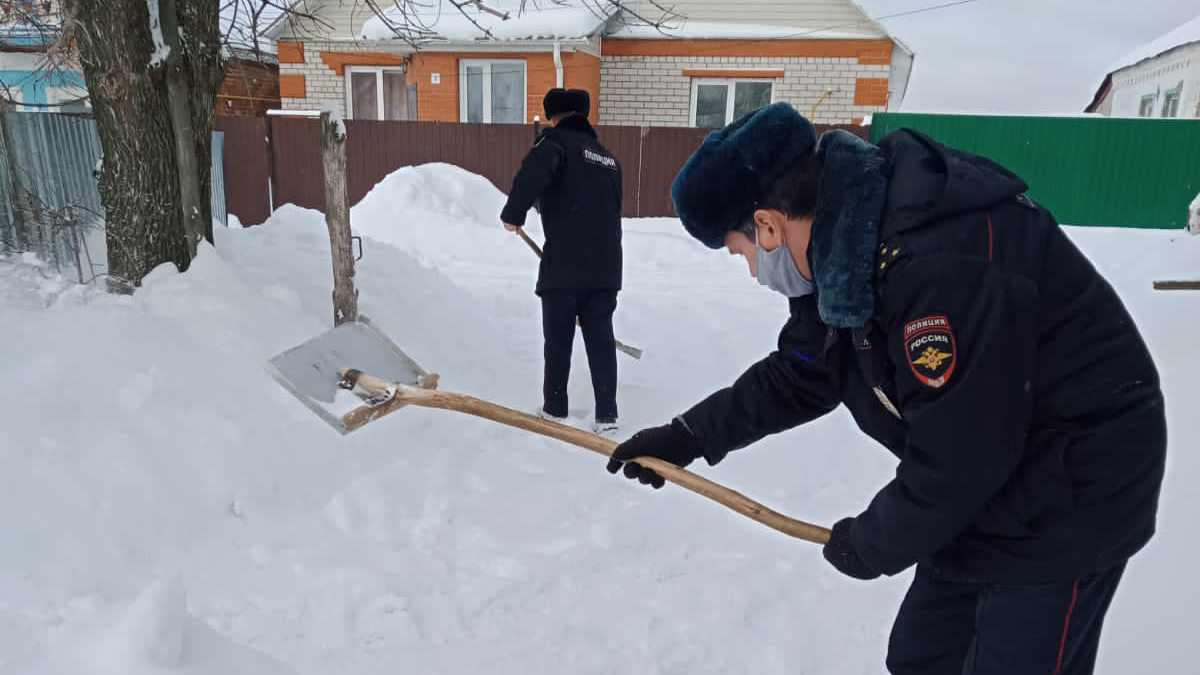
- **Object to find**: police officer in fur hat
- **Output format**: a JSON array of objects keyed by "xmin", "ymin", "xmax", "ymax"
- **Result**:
[
  {"xmin": 605, "ymin": 102, "xmax": 1165, "ymax": 675},
  {"xmin": 501, "ymin": 88, "xmax": 623, "ymax": 433}
]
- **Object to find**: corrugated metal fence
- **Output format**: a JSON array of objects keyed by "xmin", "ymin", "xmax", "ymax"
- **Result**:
[
  {"xmin": 0, "ymin": 111, "xmax": 227, "ymax": 281},
  {"xmin": 870, "ymin": 113, "xmax": 1200, "ymax": 229},
  {"xmin": 215, "ymin": 117, "xmax": 869, "ymax": 225}
]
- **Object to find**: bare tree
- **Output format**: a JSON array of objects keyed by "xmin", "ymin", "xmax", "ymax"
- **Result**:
[
  {"xmin": 59, "ymin": 0, "xmax": 222, "ymax": 291},
  {"xmin": 7, "ymin": 0, "xmax": 678, "ymax": 291}
]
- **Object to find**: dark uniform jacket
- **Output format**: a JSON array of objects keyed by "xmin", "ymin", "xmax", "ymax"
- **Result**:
[
  {"xmin": 680, "ymin": 129, "xmax": 1166, "ymax": 582},
  {"xmin": 500, "ymin": 115, "xmax": 623, "ymax": 295}
]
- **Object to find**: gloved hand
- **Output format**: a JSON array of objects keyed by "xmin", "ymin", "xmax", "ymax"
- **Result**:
[
  {"xmin": 822, "ymin": 518, "xmax": 880, "ymax": 580},
  {"xmin": 606, "ymin": 418, "xmax": 703, "ymax": 489}
]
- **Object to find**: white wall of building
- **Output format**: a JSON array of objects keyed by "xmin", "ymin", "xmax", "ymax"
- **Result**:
[{"xmin": 1110, "ymin": 43, "xmax": 1200, "ymax": 118}]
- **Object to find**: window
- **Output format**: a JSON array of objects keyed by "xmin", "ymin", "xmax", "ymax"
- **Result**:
[
  {"xmin": 691, "ymin": 79, "xmax": 774, "ymax": 128},
  {"xmin": 1139, "ymin": 95, "xmax": 1155, "ymax": 117},
  {"xmin": 459, "ymin": 59, "xmax": 526, "ymax": 123},
  {"xmin": 345, "ymin": 66, "xmax": 414, "ymax": 120},
  {"xmin": 1162, "ymin": 87, "xmax": 1181, "ymax": 118}
]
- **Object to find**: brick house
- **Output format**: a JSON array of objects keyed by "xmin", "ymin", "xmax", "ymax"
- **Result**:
[
  {"xmin": 265, "ymin": 0, "xmax": 912, "ymax": 127},
  {"xmin": 218, "ymin": 47, "xmax": 282, "ymax": 117}
]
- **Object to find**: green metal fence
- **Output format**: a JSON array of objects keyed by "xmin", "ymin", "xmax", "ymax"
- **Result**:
[{"xmin": 869, "ymin": 113, "xmax": 1200, "ymax": 229}]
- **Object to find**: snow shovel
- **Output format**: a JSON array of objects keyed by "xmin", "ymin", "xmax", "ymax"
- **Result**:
[
  {"xmin": 514, "ymin": 228, "xmax": 643, "ymax": 360},
  {"xmin": 265, "ymin": 318, "xmax": 830, "ymax": 545}
]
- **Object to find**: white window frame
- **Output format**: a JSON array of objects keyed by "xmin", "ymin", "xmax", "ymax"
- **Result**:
[
  {"xmin": 690, "ymin": 77, "xmax": 776, "ymax": 128},
  {"xmin": 344, "ymin": 65, "xmax": 408, "ymax": 120},
  {"xmin": 458, "ymin": 58, "xmax": 527, "ymax": 124},
  {"xmin": 1138, "ymin": 94, "xmax": 1155, "ymax": 118},
  {"xmin": 1162, "ymin": 87, "xmax": 1181, "ymax": 118}
]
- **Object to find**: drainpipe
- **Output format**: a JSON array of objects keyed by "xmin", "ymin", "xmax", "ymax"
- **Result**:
[{"xmin": 553, "ymin": 40, "xmax": 563, "ymax": 87}]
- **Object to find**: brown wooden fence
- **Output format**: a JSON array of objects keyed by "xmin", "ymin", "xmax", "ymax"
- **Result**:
[{"xmin": 214, "ymin": 117, "xmax": 869, "ymax": 226}]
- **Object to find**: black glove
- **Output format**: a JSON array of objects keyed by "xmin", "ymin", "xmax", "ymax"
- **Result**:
[
  {"xmin": 606, "ymin": 418, "xmax": 703, "ymax": 489},
  {"xmin": 822, "ymin": 518, "xmax": 880, "ymax": 580}
]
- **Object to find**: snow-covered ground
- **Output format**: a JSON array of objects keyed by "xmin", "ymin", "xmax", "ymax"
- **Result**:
[{"xmin": 2, "ymin": 164, "xmax": 1198, "ymax": 674}]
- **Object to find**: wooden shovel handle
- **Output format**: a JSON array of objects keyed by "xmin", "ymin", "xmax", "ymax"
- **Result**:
[
  {"xmin": 340, "ymin": 370, "xmax": 832, "ymax": 545},
  {"xmin": 515, "ymin": 228, "xmax": 544, "ymax": 257}
]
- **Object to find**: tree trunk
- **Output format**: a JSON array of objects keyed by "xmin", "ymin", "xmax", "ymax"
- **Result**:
[
  {"xmin": 158, "ymin": 0, "xmax": 204, "ymax": 257},
  {"xmin": 66, "ymin": 0, "xmax": 185, "ymax": 290},
  {"xmin": 321, "ymin": 112, "xmax": 357, "ymax": 326},
  {"xmin": 179, "ymin": 0, "xmax": 223, "ymax": 243},
  {"xmin": 64, "ymin": 0, "xmax": 223, "ymax": 291}
]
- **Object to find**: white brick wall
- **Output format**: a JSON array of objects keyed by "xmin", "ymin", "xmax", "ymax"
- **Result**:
[
  {"xmin": 599, "ymin": 55, "xmax": 890, "ymax": 126},
  {"xmin": 279, "ymin": 40, "xmax": 399, "ymax": 117}
]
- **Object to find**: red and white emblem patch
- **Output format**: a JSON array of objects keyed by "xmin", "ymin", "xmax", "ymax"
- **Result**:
[{"xmin": 903, "ymin": 315, "xmax": 956, "ymax": 388}]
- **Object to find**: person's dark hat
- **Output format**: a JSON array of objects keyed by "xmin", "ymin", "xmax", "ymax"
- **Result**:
[
  {"xmin": 543, "ymin": 88, "xmax": 590, "ymax": 119},
  {"xmin": 670, "ymin": 102, "xmax": 817, "ymax": 249}
]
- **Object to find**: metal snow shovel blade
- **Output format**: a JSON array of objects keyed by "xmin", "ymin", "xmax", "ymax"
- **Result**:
[
  {"xmin": 265, "ymin": 315, "xmax": 439, "ymax": 434},
  {"xmin": 268, "ymin": 320, "xmax": 830, "ymax": 545}
]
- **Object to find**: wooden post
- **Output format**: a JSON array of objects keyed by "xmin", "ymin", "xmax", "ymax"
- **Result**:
[{"xmin": 320, "ymin": 111, "xmax": 357, "ymax": 326}]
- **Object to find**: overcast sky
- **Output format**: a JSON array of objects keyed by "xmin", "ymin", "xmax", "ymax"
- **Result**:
[{"xmin": 854, "ymin": 0, "xmax": 1199, "ymax": 114}]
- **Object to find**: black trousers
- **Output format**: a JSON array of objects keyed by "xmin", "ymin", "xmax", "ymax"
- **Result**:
[
  {"xmin": 887, "ymin": 562, "xmax": 1127, "ymax": 675},
  {"xmin": 541, "ymin": 290, "xmax": 618, "ymax": 421}
]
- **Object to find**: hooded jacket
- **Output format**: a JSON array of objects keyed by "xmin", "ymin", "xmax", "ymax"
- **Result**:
[
  {"xmin": 679, "ymin": 129, "xmax": 1166, "ymax": 582},
  {"xmin": 500, "ymin": 115, "xmax": 623, "ymax": 294}
]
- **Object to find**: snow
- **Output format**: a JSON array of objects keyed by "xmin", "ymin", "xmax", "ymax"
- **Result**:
[
  {"xmin": 15, "ymin": 577, "xmax": 299, "ymax": 675},
  {"xmin": 1189, "ymin": 191, "xmax": 1200, "ymax": 234},
  {"xmin": 607, "ymin": 19, "xmax": 882, "ymax": 40},
  {"xmin": 361, "ymin": 0, "xmax": 614, "ymax": 42},
  {"xmin": 321, "ymin": 105, "xmax": 346, "ymax": 140},
  {"xmin": 1109, "ymin": 13, "xmax": 1200, "ymax": 73},
  {"xmin": 3, "ymin": 164, "xmax": 1200, "ymax": 674},
  {"xmin": 145, "ymin": 0, "xmax": 171, "ymax": 67}
]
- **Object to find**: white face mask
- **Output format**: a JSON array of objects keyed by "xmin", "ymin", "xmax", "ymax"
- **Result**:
[{"xmin": 755, "ymin": 229, "xmax": 814, "ymax": 298}]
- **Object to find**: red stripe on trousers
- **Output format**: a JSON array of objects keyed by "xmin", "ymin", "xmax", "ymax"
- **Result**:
[
  {"xmin": 987, "ymin": 214, "xmax": 994, "ymax": 261},
  {"xmin": 1052, "ymin": 580, "xmax": 1081, "ymax": 675}
]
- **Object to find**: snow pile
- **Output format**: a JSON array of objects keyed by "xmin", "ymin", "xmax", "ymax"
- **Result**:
[
  {"xmin": 362, "ymin": 0, "xmax": 614, "ymax": 42},
  {"xmin": 346, "ymin": 162, "xmax": 732, "ymax": 275},
  {"xmin": 17, "ymin": 577, "xmax": 298, "ymax": 675},
  {"xmin": 3, "ymin": 162, "xmax": 1200, "ymax": 673}
]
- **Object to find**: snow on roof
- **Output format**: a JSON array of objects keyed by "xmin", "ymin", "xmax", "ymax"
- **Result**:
[
  {"xmin": 606, "ymin": 20, "xmax": 884, "ymax": 40},
  {"xmin": 1110, "ymin": 14, "xmax": 1200, "ymax": 73},
  {"xmin": 361, "ymin": 0, "xmax": 614, "ymax": 42}
]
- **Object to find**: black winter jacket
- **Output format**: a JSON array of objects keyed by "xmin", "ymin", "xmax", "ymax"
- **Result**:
[
  {"xmin": 500, "ymin": 116, "xmax": 623, "ymax": 294},
  {"xmin": 679, "ymin": 129, "xmax": 1166, "ymax": 582}
]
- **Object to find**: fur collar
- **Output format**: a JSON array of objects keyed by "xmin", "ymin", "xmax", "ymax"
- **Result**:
[
  {"xmin": 548, "ymin": 114, "xmax": 597, "ymax": 139},
  {"xmin": 809, "ymin": 130, "xmax": 889, "ymax": 328}
]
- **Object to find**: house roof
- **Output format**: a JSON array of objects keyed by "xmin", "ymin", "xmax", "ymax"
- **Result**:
[
  {"xmin": 1083, "ymin": 72, "xmax": 1112, "ymax": 113},
  {"xmin": 361, "ymin": 0, "xmax": 615, "ymax": 43},
  {"xmin": 1109, "ymin": 13, "xmax": 1200, "ymax": 74}
]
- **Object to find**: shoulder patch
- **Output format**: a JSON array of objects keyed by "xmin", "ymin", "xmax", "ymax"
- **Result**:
[
  {"xmin": 903, "ymin": 315, "xmax": 956, "ymax": 388},
  {"xmin": 583, "ymin": 147, "xmax": 618, "ymax": 170}
]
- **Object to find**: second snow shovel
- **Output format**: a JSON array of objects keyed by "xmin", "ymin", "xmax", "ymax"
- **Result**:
[{"xmin": 515, "ymin": 228, "xmax": 643, "ymax": 360}]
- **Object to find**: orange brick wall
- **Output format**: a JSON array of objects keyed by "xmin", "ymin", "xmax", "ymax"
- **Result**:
[
  {"xmin": 277, "ymin": 41, "xmax": 304, "ymax": 64},
  {"xmin": 278, "ymin": 74, "xmax": 306, "ymax": 99},
  {"xmin": 407, "ymin": 50, "xmax": 601, "ymax": 124},
  {"xmin": 854, "ymin": 78, "xmax": 889, "ymax": 106},
  {"xmin": 562, "ymin": 51, "xmax": 601, "ymax": 124}
]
